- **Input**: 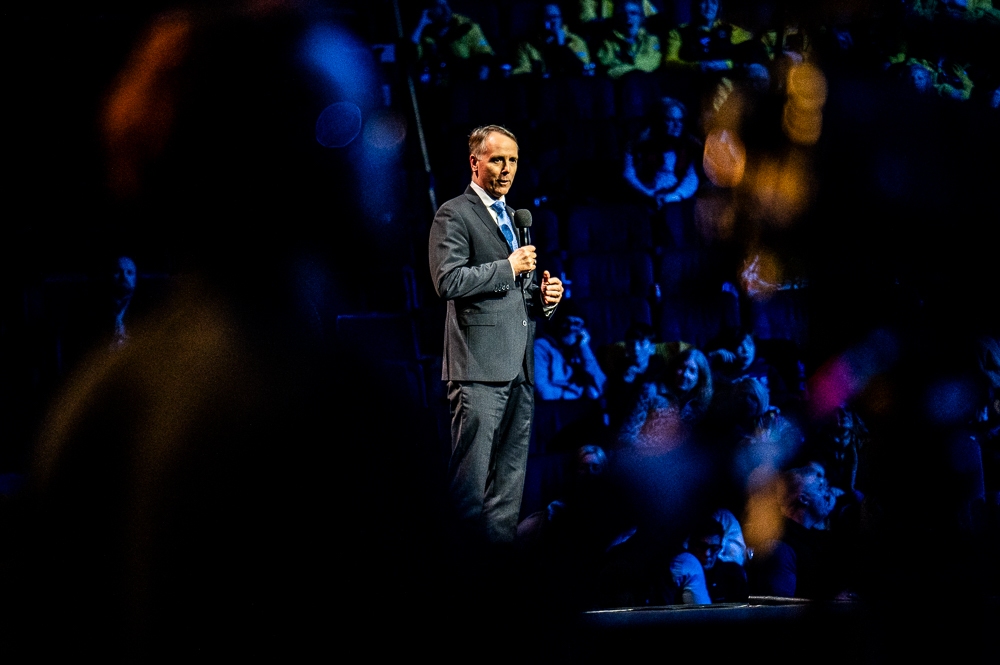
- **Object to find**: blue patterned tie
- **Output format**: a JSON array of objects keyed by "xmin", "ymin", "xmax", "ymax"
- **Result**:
[{"xmin": 491, "ymin": 200, "xmax": 518, "ymax": 252}]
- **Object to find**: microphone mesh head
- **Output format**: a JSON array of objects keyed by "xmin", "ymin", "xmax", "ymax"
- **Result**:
[{"xmin": 513, "ymin": 209, "xmax": 533, "ymax": 229}]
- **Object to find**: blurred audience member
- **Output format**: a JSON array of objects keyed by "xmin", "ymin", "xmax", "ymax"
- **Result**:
[
  {"xmin": 516, "ymin": 444, "xmax": 634, "ymax": 609},
  {"xmin": 110, "ymin": 256, "xmax": 138, "ymax": 350},
  {"xmin": 974, "ymin": 336, "xmax": 1000, "ymax": 504},
  {"xmin": 616, "ymin": 347, "xmax": 713, "ymax": 448},
  {"xmin": 601, "ymin": 323, "xmax": 691, "ymax": 432},
  {"xmin": 664, "ymin": 0, "xmax": 760, "ymax": 74},
  {"xmin": 670, "ymin": 512, "xmax": 749, "ymax": 604},
  {"xmin": 750, "ymin": 461, "xmax": 857, "ymax": 599},
  {"xmin": 567, "ymin": 0, "xmax": 659, "ymax": 43},
  {"xmin": 899, "ymin": 56, "xmax": 974, "ymax": 100},
  {"xmin": 812, "ymin": 407, "xmax": 870, "ymax": 503},
  {"xmin": 511, "ymin": 3, "xmax": 593, "ymax": 77},
  {"xmin": 411, "ymin": 0, "xmax": 495, "ymax": 84},
  {"xmin": 535, "ymin": 310, "xmax": 607, "ymax": 400},
  {"xmin": 663, "ymin": 346, "xmax": 714, "ymax": 424},
  {"xmin": 595, "ymin": 0, "xmax": 662, "ymax": 79},
  {"xmin": 623, "ymin": 96, "xmax": 702, "ymax": 247},
  {"xmin": 572, "ymin": 0, "xmax": 658, "ymax": 24},
  {"xmin": 706, "ymin": 328, "xmax": 800, "ymax": 411}
]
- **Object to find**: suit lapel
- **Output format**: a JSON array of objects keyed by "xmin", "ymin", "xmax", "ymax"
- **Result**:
[{"xmin": 465, "ymin": 187, "xmax": 512, "ymax": 254}]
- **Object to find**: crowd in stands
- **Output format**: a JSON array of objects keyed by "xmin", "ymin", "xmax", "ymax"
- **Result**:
[
  {"xmin": 406, "ymin": 0, "xmax": 1000, "ymax": 102},
  {"xmin": 522, "ymin": 312, "xmax": 999, "ymax": 608}
]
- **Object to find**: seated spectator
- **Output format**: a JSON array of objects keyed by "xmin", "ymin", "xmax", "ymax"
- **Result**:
[
  {"xmin": 811, "ymin": 407, "xmax": 870, "ymax": 503},
  {"xmin": 664, "ymin": 0, "xmax": 761, "ymax": 75},
  {"xmin": 516, "ymin": 444, "xmax": 636, "ymax": 608},
  {"xmin": 517, "ymin": 444, "xmax": 614, "ymax": 551},
  {"xmin": 534, "ymin": 310, "xmax": 607, "ymax": 400},
  {"xmin": 573, "ymin": 0, "xmax": 658, "ymax": 24},
  {"xmin": 750, "ymin": 460, "xmax": 857, "ymax": 599},
  {"xmin": 567, "ymin": 0, "xmax": 660, "ymax": 43},
  {"xmin": 974, "ymin": 336, "xmax": 1000, "ymax": 503},
  {"xmin": 623, "ymin": 97, "xmax": 702, "ymax": 248},
  {"xmin": 410, "ymin": 0, "xmax": 495, "ymax": 84},
  {"xmin": 714, "ymin": 506, "xmax": 750, "ymax": 566},
  {"xmin": 63, "ymin": 254, "xmax": 141, "ymax": 374},
  {"xmin": 595, "ymin": 0, "xmax": 662, "ymax": 79},
  {"xmin": 705, "ymin": 374, "xmax": 772, "ymax": 447},
  {"xmin": 670, "ymin": 513, "xmax": 749, "ymax": 604},
  {"xmin": 708, "ymin": 328, "xmax": 760, "ymax": 382},
  {"xmin": 616, "ymin": 347, "xmax": 713, "ymax": 448},
  {"xmin": 905, "ymin": 0, "xmax": 1000, "ymax": 23},
  {"xmin": 601, "ymin": 322, "xmax": 691, "ymax": 430},
  {"xmin": 899, "ymin": 56, "xmax": 974, "ymax": 101},
  {"xmin": 662, "ymin": 346, "xmax": 714, "ymax": 424},
  {"xmin": 110, "ymin": 255, "xmax": 138, "ymax": 350},
  {"xmin": 759, "ymin": 13, "xmax": 816, "ymax": 65},
  {"xmin": 707, "ymin": 329, "xmax": 787, "ymax": 396},
  {"xmin": 511, "ymin": 3, "xmax": 593, "ymax": 77}
]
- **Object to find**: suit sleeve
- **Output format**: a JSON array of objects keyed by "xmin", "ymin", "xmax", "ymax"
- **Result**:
[{"xmin": 429, "ymin": 199, "xmax": 515, "ymax": 301}]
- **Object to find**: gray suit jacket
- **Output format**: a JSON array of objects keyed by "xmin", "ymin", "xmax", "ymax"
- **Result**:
[{"xmin": 429, "ymin": 186, "xmax": 550, "ymax": 383}]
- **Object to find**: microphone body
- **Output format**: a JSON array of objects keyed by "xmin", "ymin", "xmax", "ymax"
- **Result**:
[
  {"xmin": 513, "ymin": 209, "xmax": 533, "ymax": 278},
  {"xmin": 513, "ymin": 209, "xmax": 532, "ymax": 248}
]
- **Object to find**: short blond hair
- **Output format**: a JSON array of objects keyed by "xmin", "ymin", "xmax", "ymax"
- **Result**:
[{"xmin": 468, "ymin": 125, "xmax": 518, "ymax": 158}]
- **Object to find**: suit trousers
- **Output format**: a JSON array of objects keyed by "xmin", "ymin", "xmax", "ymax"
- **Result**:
[{"xmin": 447, "ymin": 367, "xmax": 533, "ymax": 544}]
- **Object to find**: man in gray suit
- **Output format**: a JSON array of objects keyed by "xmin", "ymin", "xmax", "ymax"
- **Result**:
[{"xmin": 429, "ymin": 125, "xmax": 564, "ymax": 545}]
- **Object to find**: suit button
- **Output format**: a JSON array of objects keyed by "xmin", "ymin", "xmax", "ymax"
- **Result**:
[{"xmin": 522, "ymin": 320, "xmax": 527, "ymax": 326}]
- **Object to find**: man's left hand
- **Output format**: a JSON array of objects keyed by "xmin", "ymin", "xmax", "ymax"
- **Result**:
[{"xmin": 541, "ymin": 270, "xmax": 564, "ymax": 306}]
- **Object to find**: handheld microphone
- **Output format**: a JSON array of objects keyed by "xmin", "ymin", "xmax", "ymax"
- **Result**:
[
  {"xmin": 513, "ymin": 209, "xmax": 532, "ymax": 248},
  {"xmin": 513, "ymin": 209, "xmax": 533, "ymax": 279}
]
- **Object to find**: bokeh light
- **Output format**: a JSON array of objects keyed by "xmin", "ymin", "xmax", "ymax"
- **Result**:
[
  {"xmin": 782, "ymin": 63, "xmax": 827, "ymax": 145},
  {"xmin": 315, "ymin": 102, "xmax": 362, "ymax": 148},
  {"xmin": 694, "ymin": 192, "xmax": 736, "ymax": 241},
  {"xmin": 925, "ymin": 378, "xmax": 979, "ymax": 425},
  {"xmin": 362, "ymin": 111, "xmax": 408, "ymax": 151},
  {"xmin": 739, "ymin": 251, "xmax": 782, "ymax": 300},
  {"xmin": 102, "ymin": 12, "xmax": 192, "ymax": 197},
  {"xmin": 747, "ymin": 153, "xmax": 813, "ymax": 226},
  {"xmin": 809, "ymin": 329, "xmax": 900, "ymax": 418},
  {"xmin": 703, "ymin": 129, "xmax": 746, "ymax": 187}
]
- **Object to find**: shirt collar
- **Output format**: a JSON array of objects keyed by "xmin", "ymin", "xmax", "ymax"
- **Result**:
[{"xmin": 470, "ymin": 180, "xmax": 504, "ymax": 209}]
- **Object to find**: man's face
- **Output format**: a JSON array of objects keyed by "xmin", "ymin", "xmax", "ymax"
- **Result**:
[
  {"xmin": 618, "ymin": 2, "xmax": 643, "ymax": 37},
  {"xmin": 429, "ymin": 0, "xmax": 451, "ymax": 23},
  {"xmin": 676, "ymin": 358, "xmax": 700, "ymax": 393},
  {"xmin": 114, "ymin": 256, "xmax": 137, "ymax": 294},
  {"xmin": 543, "ymin": 4, "xmax": 562, "ymax": 33},
  {"xmin": 627, "ymin": 338, "xmax": 655, "ymax": 370},
  {"xmin": 663, "ymin": 105, "xmax": 684, "ymax": 138},
  {"xmin": 471, "ymin": 131, "xmax": 518, "ymax": 199},
  {"xmin": 699, "ymin": 0, "xmax": 719, "ymax": 24},
  {"xmin": 689, "ymin": 534, "xmax": 722, "ymax": 569},
  {"xmin": 576, "ymin": 452, "xmax": 605, "ymax": 479},
  {"xmin": 559, "ymin": 316, "xmax": 586, "ymax": 346},
  {"xmin": 909, "ymin": 64, "xmax": 934, "ymax": 93},
  {"xmin": 736, "ymin": 335, "xmax": 755, "ymax": 371},
  {"xmin": 799, "ymin": 462, "xmax": 837, "ymax": 519}
]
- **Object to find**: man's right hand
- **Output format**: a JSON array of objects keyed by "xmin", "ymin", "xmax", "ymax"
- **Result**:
[{"xmin": 508, "ymin": 244, "xmax": 536, "ymax": 275}]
